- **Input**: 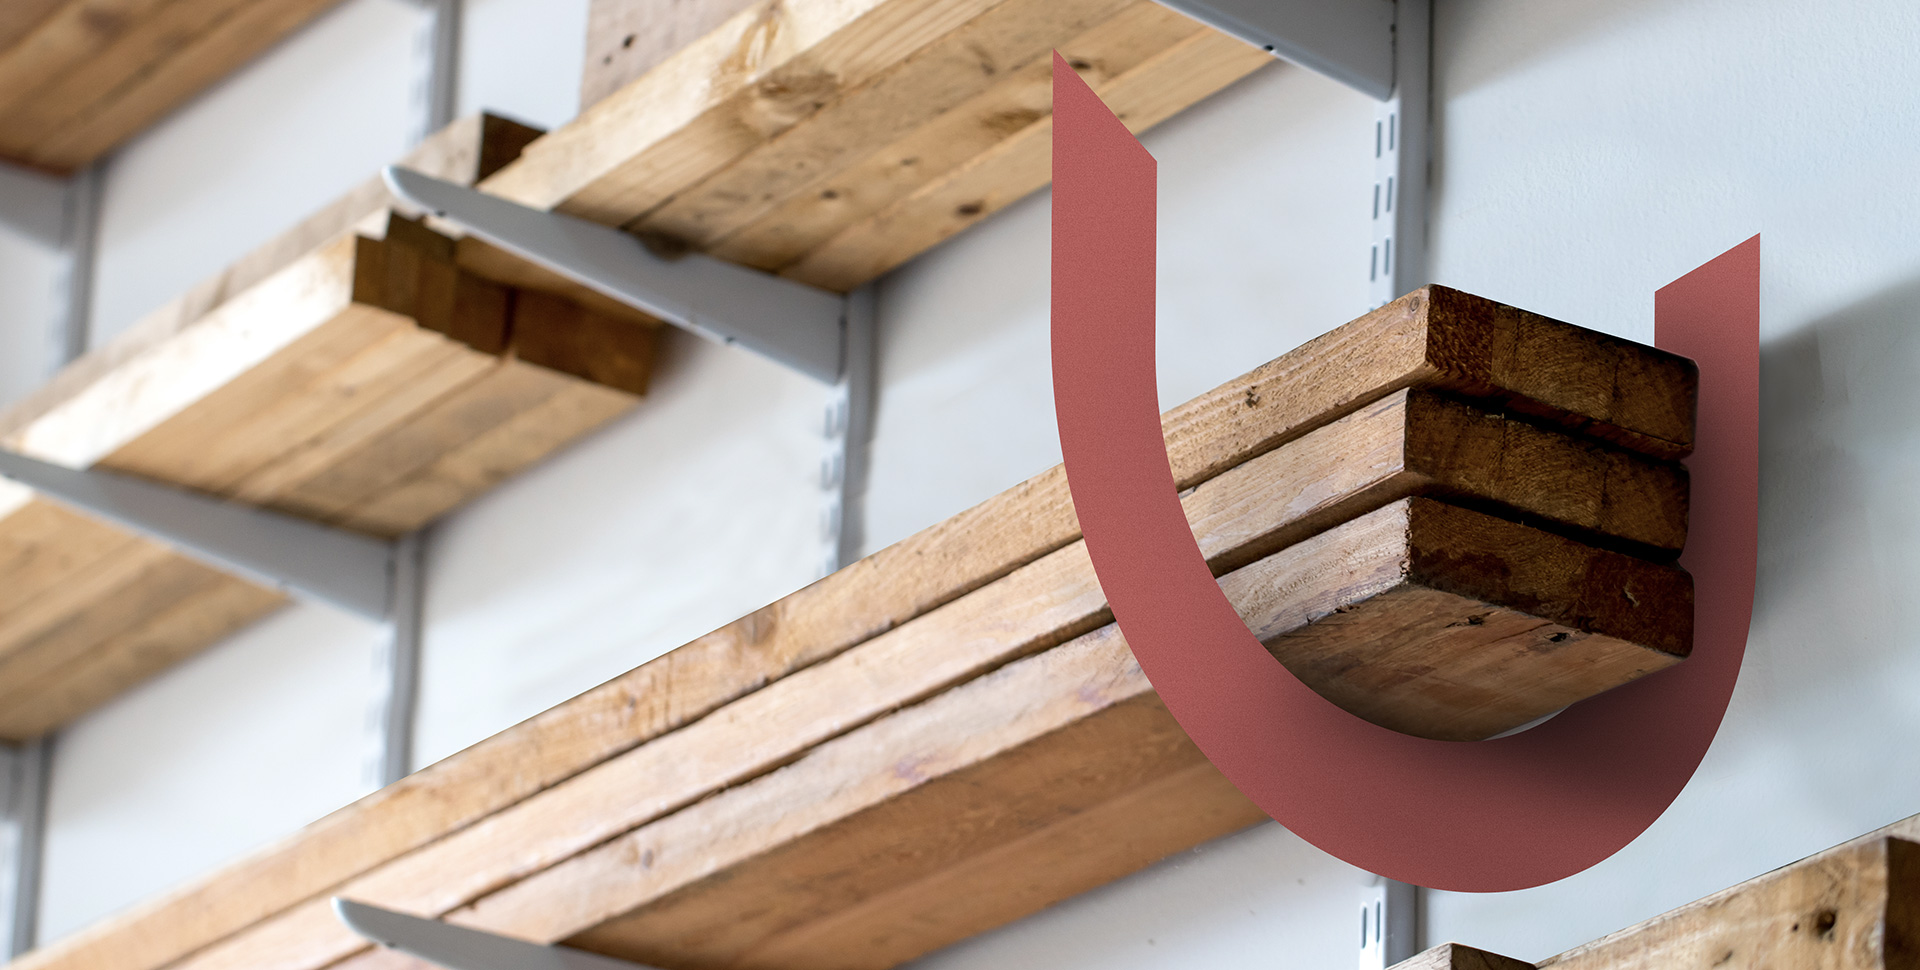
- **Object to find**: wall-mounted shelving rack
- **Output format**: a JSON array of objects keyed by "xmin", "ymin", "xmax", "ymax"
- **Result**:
[
  {"xmin": 5, "ymin": 283, "xmax": 1701, "ymax": 970},
  {"xmin": 0, "ymin": 115, "xmax": 658, "ymax": 741},
  {"xmin": 0, "ymin": 0, "xmax": 1471, "ymax": 966}
]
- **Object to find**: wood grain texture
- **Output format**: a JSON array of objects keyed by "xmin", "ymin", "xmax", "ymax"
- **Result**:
[
  {"xmin": 0, "ymin": 0, "xmax": 351, "ymax": 171},
  {"xmin": 4, "ymin": 287, "xmax": 1690, "ymax": 970},
  {"xmin": 1538, "ymin": 838, "xmax": 1919, "ymax": 970},
  {"xmin": 0, "ymin": 113, "xmax": 541, "ymax": 450},
  {"xmin": 150, "ymin": 403, "xmax": 1687, "ymax": 970},
  {"xmin": 0, "ymin": 203, "xmax": 650, "ymax": 738},
  {"xmin": 485, "ymin": 0, "xmax": 1269, "ymax": 293},
  {"xmin": 448, "ymin": 500, "xmax": 1679, "ymax": 967},
  {"xmin": 1395, "ymin": 944, "xmax": 1536, "ymax": 970}
]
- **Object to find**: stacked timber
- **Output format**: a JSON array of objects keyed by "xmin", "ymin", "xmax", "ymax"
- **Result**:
[
  {"xmin": 0, "ymin": 0, "xmax": 352, "ymax": 171},
  {"xmin": 0, "ymin": 117, "xmax": 659, "ymax": 740},
  {"xmin": 9, "ymin": 287, "xmax": 1697, "ymax": 970},
  {"xmin": 1404, "ymin": 816, "xmax": 1920, "ymax": 970},
  {"xmin": 486, "ymin": 0, "xmax": 1278, "ymax": 291}
]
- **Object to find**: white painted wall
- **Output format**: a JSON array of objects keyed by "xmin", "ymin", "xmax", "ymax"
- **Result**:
[
  {"xmin": 0, "ymin": 224, "xmax": 61, "ymax": 405},
  {"xmin": 413, "ymin": 331, "xmax": 832, "ymax": 768},
  {"xmin": 37, "ymin": 605, "xmax": 384, "ymax": 941},
  {"xmin": 1421, "ymin": 0, "xmax": 1920, "ymax": 959},
  {"xmin": 457, "ymin": 0, "xmax": 592, "ymax": 131}
]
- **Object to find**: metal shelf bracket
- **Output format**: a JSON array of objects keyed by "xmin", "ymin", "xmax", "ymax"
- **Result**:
[
  {"xmin": 1154, "ymin": 0, "xmax": 1398, "ymax": 100},
  {"xmin": 383, "ymin": 167, "xmax": 850, "ymax": 385},
  {"xmin": 335, "ymin": 899, "xmax": 663, "ymax": 970},
  {"xmin": 0, "ymin": 450, "xmax": 395, "ymax": 621}
]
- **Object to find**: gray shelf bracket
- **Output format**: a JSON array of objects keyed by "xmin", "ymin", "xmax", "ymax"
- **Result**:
[
  {"xmin": 335, "ymin": 899, "xmax": 664, "ymax": 970},
  {"xmin": 1, "ymin": 738, "xmax": 49, "ymax": 959},
  {"xmin": 0, "ymin": 449, "xmax": 395, "ymax": 621},
  {"xmin": 1360, "ymin": 876, "xmax": 1420, "ymax": 970},
  {"xmin": 383, "ymin": 167, "xmax": 850, "ymax": 385},
  {"xmin": 1154, "ymin": 0, "xmax": 1397, "ymax": 100}
]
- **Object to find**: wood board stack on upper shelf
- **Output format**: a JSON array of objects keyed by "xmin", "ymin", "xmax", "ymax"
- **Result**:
[
  {"xmin": 0, "ymin": 0, "xmax": 352, "ymax": 172},
  {"xmin": 5, "ymin": 287, "xmax": 1698, "ymax": 970},
  {"xmin": 0, "ymin": 115, "xmax": 660, "ymax": 741},
  {"xmin": 1401, "ymin": 812, "xmax": 1920, "ymax": 970},
  {"xmin": 483, "ymin": 0, "xmax": 1277, "ymax": 292}
]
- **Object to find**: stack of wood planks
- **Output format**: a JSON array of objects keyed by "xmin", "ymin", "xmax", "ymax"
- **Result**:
[
  {"xmin": 7, "ymin": 287, "xmax": 1698, "ymax": 970},
  {"xmin": 0, "ymin": 116, "xmax": 659, "ymax": 740},
  {"xmin": 1403, "ymin": 813, "xmax": 1920, "ymax": 970},
  {"xmin": 486, "ymin": 0, "xmax": 1279, "ymax": 292},
  {"xmin": 0, "ymin": 0, "xmax": 352, "ymax": 171}
]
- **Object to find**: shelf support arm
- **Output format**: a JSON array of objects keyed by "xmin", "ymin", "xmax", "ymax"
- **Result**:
[
  {"xmin": 0, "ymin": 450, "xmax": 395, "ymax": 621},
  {"xmin": 334, "ymin": 899, "xmax": 664, "ymax": 970},
  {"xmin": 383, "ymin": 167, "xmax": 849, "ymax": 385},
  {"xmin": 1153, "ymin": 0, "xmax": 1397, "ymax": 100}
]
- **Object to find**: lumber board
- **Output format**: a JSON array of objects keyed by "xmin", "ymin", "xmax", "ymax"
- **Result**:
[
  {"xmin": 0, "ymin": 113, "xmax": 543, "ymax": 449},
  {"xmin": 0, "ymin": 0, "xmax": 351, "ymax": 171},
  {"xmin": 1536, "ymin": 837, "xmax": 1920, "ymax": 970},
  {"xmin": 152, "ymin": 420, "xmax": 1686, "ymax": 970},
  {"xmin": 1397, "ymin": 945, "xmax": 1536, "ymax": 970},
  {"xmin": 7, "ymin": 289, "xmax": 1691, "ymax": 970},
  {"xmin": 434, "ymin": 500, "xmax": 1681, "ymax": 969},
  {"xmin": 483, "ymin": 0, "xmax": 1270, "ymax": 292},
  {"xmin": 0, "ymin": 210, "xmax": 653, "ymax": 737}
]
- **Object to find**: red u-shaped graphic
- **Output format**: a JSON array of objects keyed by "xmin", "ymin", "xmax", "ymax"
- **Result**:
[{"xmin": 1049, "ymin": 55, "xmax": 1758, "ymax": 891}]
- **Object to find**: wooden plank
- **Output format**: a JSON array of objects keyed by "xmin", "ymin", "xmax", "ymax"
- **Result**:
[
  {"xmin": 442, "ymin": 499, "xmax": 1681, "ymax": 967},
  {"xmin": 162, "ymin": 389, "xmax": 1686, "ymax": 970},
  {"xmin": 263, "ymin": 360, "xmax": 587, "ymax": 529},
  {"xmin": 0, "ymin": 0, "xmax": 350, "ymax": 171},
  {"xmin": 778, "ymin": 8, "xmax": 1268, "ymax": 290},
  {"xmin": 1397, "ymin": 945, "xmax": 1537, "ymax": 970},
  {"xmin": 730, "ymin": 758, "xmax": 1257, "ymax": 969},
  {"xmin": 0, "ymin": 113, "xmax": 538, "ymax": 449},
  {"xmin": 482, "ymin": 0, "xmax": 1010, "ymax": 221},
  {"xmin": 630, "ymin": 0, "xmax": 1140, "ymax": 250},
  {"xmin": 0, "ymin": 573, "xmax": 284, "ymax": 740},
  {"xmin": 0, "ymin": 499, "xmax": 144, "ymax": 619},
  {"xmin": 492, "ymin": 0, "xmax": 1269, "ymax": 295},
  {"xmin": 1249, "ymin": 499, "xmax": 1690, "ymax": 741},
  {"xmin": 1538, "ymin": 837, "xmax": 1919, "ymax": 970},
  {"xmin": 507, "ymin": 290, "xmax": 656, "ymax": 396},
  {"xmin": 333, "ymin": 367, "xmax": 636, "ymax": 536},
  {"xmin": 0, "ymin": 156, "xmax": 645, "ymax": 738},
  {"xmin": 0, "ymin": 0, "xmax": 67, "ymax": 60},
  {"xmin": 707, "ymin": 0, "xmax": 1196, "ymax": 271},
  {"xmin": 1, "ymin": 234, "xmax": 365, "ymax": 468},
  {"xmin": 8, "ymin": 290, "xmax": 1690, "ymax": 970}
]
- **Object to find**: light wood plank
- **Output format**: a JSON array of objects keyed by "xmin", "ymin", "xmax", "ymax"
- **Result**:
[
  {"xmin": 632, "ymin": 0, "xmax": 1138, "ymax": 250},
  {"xmin": 0, "ymin": 573, "xmax": 284, "ymax": 739},
  {"xmin": 451, "ymin": 500, "xmax": 1681, "ymax": 965},
  {"xmin": 0, "ymin": 0, "xmax": 349, "ymax": 171},
  {"xmin": 708, "ymin": 0, "xmax": 1194, "ymax": 271},
  {"xmin": 481, "ymin": 0, "xmax": 1010, "ymax": 220},
  {"xmin": 7, "ymin": 289, "xmax": 1690, "ymax": 970},
  {"xmin": 163, "ymin": 391, "xmax": 1688, "ymax": 970},
  {"xmin": 780, "ymin": 22, "xmax": 1269, "ymax": 289},
  {"xmin": 1539, "ymin": 838, "xmax": 1918, "ymax": 970}
]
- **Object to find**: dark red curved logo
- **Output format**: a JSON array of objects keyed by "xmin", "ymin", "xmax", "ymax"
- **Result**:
[{"xmin": 1049, "ymin": 55, "xmax": 1757, "ymax": 891}]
